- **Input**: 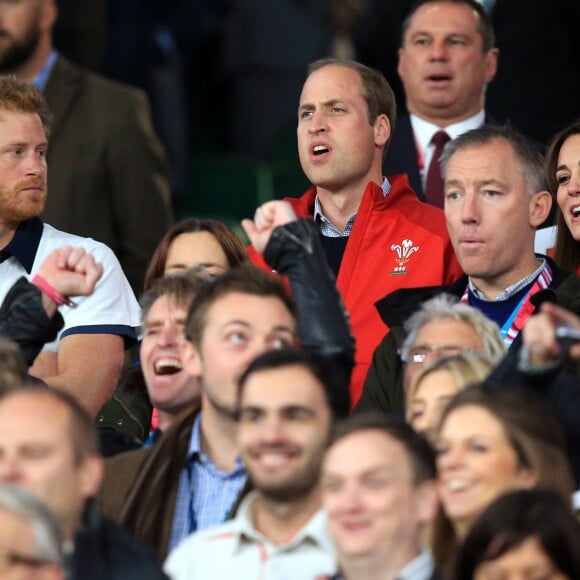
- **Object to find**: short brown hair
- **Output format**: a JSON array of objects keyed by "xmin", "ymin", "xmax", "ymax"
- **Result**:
[
  {"xmin": 330, "ymin": 413, "xmax": 436, "ymax": 485},
  {"xmin": 307, "ymin": 58, "xmax": 397, "ymax": 159},
  {"xmin": 185, "ymin": 263, "xmax": 296, "ymax": 347},
  {"xmin": 401, "ymin": 0, "xmax": 495, "ymax": 52},
  {"xmin": 0, "ymin": 76, "xmax": 51, "ymax": 136},
  {"xmin": 140, "ymin": 270, "xmax": 209, "ymax": 323}
]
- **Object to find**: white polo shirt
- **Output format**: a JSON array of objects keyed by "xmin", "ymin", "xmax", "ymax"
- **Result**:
[
  {"xmin": 0, "ymin": 218, "xmax": 140, "ymax": 351},
  {"xmin": 164, "ymin": 492, "xmax": 337, "ymax": 580}
]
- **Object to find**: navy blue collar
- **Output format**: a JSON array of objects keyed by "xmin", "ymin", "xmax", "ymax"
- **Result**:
[{"xmin": 0, "ymin": 217, "xmax": 43, "ymax": 273}]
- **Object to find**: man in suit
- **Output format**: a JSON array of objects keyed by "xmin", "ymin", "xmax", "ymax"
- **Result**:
[
  {"xmin": 384, "ymin": 0, "xmax": 498, "ymax": 207},
  {"xmin": 321, "ymin": 414, "xmax": 440, "ymax": 580},
  {"xmin": 0, "ymin": 0, "xmax": 173, "ymax": 291}
]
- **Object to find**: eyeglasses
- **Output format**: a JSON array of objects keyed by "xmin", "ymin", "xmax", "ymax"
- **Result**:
[
  {"xmin": 0, "ymin": 548, "xmax": 53, "ymax": 570},
  {"xmin": 398, "ymin": 344, "xmax": 473, "ymax": 365}
]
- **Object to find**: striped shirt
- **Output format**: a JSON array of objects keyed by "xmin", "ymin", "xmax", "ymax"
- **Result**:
[
  {"xmin": 468, "ymin": 258, "xmax": 547, "ymax": 301},
  {"xmin": 313, "ymin": 177, "xmax": 391, "ymax": 237},
  {"xmin": 168, "ymin": 413, "xmax": 247, "ymax": 552}
]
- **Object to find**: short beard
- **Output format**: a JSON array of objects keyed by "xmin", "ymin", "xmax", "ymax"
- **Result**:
[
  {"xmin": 0, "ymin": 28, "xmax": 41, "ymax": 73},
  {"xmin": 256, "ymin": 470, "xmax": 320, "ymax": 503},
  {"xmin": 248, "ymin": 448, "xmax": 324, "ymax": 504}
]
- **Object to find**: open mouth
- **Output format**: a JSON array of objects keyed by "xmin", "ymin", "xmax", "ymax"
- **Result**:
[
  {"xmin": 446, "ymin": 479, "xmax": 471, "ymax": 492},
  {"xmin": 571, "ymin": 205, "xmax": 580, "ymax": 217},
  {"xmin": 312, "ymin": 144, "xmax": 330, "ymax": 156},
  {"xmin": 427, "ymin": 74, "xmax": 452, "ymax": 84},
  {"xmin": 154, "ymin": 358, "xmax": 182, "ymax": 376}
]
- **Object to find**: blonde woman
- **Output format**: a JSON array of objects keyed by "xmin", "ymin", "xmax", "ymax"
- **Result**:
[{"xmin": 406, "ymin": 352, "xmax": 494, "ymax": 443}]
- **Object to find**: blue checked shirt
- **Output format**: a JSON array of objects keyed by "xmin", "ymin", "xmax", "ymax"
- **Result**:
[
  {"xmin": 313, "ymin": 177, "xmax": 391, "ymax": 237},
  {"xmin": 168, "ymin": 413, "xmax": 247, "ymax": 552}
]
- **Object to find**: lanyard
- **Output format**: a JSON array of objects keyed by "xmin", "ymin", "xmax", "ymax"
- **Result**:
[
  {"xmin": 186, "ymin": 460, "xmax": 198, "ymax": 534},
  {"xmin": 461, "ymin": 264, "xmax": 553, "ymax": 347}
]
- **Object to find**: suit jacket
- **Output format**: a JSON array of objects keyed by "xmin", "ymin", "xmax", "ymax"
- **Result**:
[
  {"xmin": 383, "ymin": 115, "xmax": 425, "ymax": 200},
  {"xmin": 42, "ymin": 56, "xmax": 173, "ymax": 291}
]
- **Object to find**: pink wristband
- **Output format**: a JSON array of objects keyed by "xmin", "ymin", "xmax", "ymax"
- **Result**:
[{"xmin": 31, "ymin": 274, "xmax": 77, "ymax": 308}]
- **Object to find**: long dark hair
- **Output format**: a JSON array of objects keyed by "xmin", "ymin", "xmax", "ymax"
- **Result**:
[{"xmin": 545, "ymin": 120, "xmax": 580, "ymax": 273}]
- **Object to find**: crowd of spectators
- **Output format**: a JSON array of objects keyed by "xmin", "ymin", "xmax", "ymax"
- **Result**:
[{"xmin": 0, "ymin": 1, "xmax": 578, "ymax": 579}]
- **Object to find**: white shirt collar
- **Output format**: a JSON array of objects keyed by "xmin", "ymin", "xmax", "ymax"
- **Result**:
[
  {"xmin": 233, "ymin": 492, "xmax": 335, "ymax": 555},
  {"xmin": 410, "ymin": 110, "xmax": 486, "ymax": 155}
]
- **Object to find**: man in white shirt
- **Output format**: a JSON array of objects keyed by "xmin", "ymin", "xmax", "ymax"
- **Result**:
[
  {"xmin": 384, "ymin": 0, "xmax": 498, "ymax": 206},
  {"xmin": 0, "ymin": 77, "xmax": 140, "ymax": 416},
  {"xmin": 165, "ymin": 348, "xmax": 350, "ymax": 579},
  {"xmin": 321, "ymin": 414, "xmax": 440, "ymax": 580}
]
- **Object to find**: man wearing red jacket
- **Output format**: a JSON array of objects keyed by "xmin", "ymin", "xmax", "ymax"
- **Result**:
[{"xmin": 249, "ymin": 58, "xmax": 462, "ymax": 406}]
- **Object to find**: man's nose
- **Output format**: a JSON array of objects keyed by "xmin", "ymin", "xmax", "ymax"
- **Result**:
[
  {"xmin": 157, "ymin": 324, "xmax": 179, "ymax": 346},
  {"xmin": 460, "ymin": 192, "xmax": 480, "ymax": 224},
  {"xmin": 429, "ymin": 39, "xmax": 449, "ymax": 61},
  {"xmin": 0, "ymin": 457, "xmax": 22, "ymax": 483},
  {"xmin": 24, "ymin": 151, "xmax": 46, "ymax": 175},
  {"xmin": 308, "ymin": 110, "xmax": 327, "ymax": 134}
]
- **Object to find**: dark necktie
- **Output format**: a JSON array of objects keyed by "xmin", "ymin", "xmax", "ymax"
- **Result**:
[{"xmin": 425, "ymin": 130, "xmax": 450, "ymax": 209}]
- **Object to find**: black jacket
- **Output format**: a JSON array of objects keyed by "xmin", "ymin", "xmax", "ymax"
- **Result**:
[
  {"xmin": 0, "ymin": 277, "xmax": 63, "ymax": 366},
  {"xmin": 70, "ymin": 503, "xmax": 168, "ymax": 580},
  {"xmin": 484, "ymin": 333, "xmax": 580, "ymax": 485}
]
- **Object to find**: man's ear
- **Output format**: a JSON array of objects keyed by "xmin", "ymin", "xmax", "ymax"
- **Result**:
[
  {"xmin": 41, "ymin": 0, "xmax": 59, "ymax": 34},
  {"xmin": 484, "ymin": 48, "xmax": 499, "ymax": 84},
  {"xmin": 80, "ymin": 454, "xmax": 104, "ymax": 500},
  {"xmin": 415, "ymin": 480, "xmax": 439, "ymax": 525},
  {"xmin": 181, "ymin": 340, "xmax": 203, "ymax": 379},
  {"xmin": 529, "ymin": 190, "xmax": 552, "ymax": 228},
  {"xmin": 374, "ymin": 113, "xmax": 391, "ymax": 150}
]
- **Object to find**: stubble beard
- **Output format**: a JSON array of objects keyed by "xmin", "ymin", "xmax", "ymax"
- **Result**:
[
  {"xmin": 0, "ymin": 28, "xmax": 41, "ymax": 73},
  {"xmin": 248, "ymin": 446, "xmax": 325, "ymax": 504},
  {"xmin": 254, "ymin": 464, "xmax": 321, "ymax": 504},
  {"xmin": 0, "ymin": 181, "xmax": 47, "ymax": 225}
]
